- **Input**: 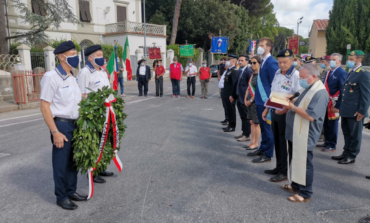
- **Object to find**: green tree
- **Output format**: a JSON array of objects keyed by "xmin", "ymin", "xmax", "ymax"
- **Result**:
[{"xmin": 326, "ymin": 0, "xmax": 370, "ymax": 55}]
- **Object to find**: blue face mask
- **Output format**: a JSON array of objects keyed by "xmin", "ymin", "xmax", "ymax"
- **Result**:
[
  {"xmin": 293, "ymin": 62, "xmax": 298, "ymax": 67},
  {"xmin": 64, "ymin": 55, "xmax": 79, "ymax": 68},
  {"xmin": 330, "ymin": 61, "xmax": 337, "ymax": 68},
  {"xmin": 320, "ymin": 63, "xmax": 326, "ymax": 69},
  {"xmin": 299, "ymin": 78, "xmax": 310, "ymax": 89},
  {"xmin": 347, "ymin": 61, "xmax": 355, "ymax": 68},
  {"xmin": 93, "ymin": 56, "xmax": 105, "ymax": 67}
]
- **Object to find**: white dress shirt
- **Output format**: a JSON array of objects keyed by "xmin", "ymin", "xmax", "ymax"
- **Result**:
[
  {"xmin": 139, "ymin": 66, "xmax": 146, "ymax": 75},
  {"xmin": 219, "ymin": 70, "xmax": 227, "ymax": 89},
  {"xmin": 185, "ymin": 65, "xmax": 198, "ymax": 77},
  {"xmin": 40, "ymin": 65, "xmax": 82, "ymax": 119},
  {"xmin": 271, "ymin": 68, "xmax": 301, "ymax": 95},
  {"xmin": 77, "ymin": 62, "xmax": 110, "ymax": 94}
]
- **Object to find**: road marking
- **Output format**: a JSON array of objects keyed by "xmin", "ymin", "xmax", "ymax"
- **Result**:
[
  {"xmin": 0, "ymin": 153, "xmax": 10, "ymax": 158},
  {"xmin": 0, "ymin": 113, "xmax": 42, "ymax": 122},
  {"xmin": 0, "ymin": 118, "xmax": 44, "ymax": 128}
]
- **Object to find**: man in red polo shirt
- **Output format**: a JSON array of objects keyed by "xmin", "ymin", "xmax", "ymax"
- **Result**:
[
  {"xmin": 199, "ymin": 60, "xmax": 211, "ymax": 99},
  {"xmin": 169, "ymin": 56, "xmax": 184, "ymax": 98},
  {"xmin": 155, "ymin": 59, "xmax": 165, "ymax": 97}
]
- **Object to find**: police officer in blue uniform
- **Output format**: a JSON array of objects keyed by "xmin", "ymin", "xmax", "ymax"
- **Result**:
[
  {"xmin": 40, "ymin": 41, "xmax": 87, "ymax": 210},
  {"xmin": 222, "ymin": 55, "xmax": 239, "ymax": 132},
  {"xmin": 332, "ymin": 50, "xmax": 370, "ymax": 164},
  {"xmin": 316, "ymin": 53, "xmax": 347, "ymax": 152}
]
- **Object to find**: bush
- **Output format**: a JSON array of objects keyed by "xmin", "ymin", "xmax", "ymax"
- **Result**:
[
  {"xmin": 9, "ymin": 43, "xmax": 20, "ymax": 55},
  {"xmin": 50, "ymin": 39, "xmax": 82, "ymax": 52},
  {"xmin": 101, "ymin": 44, "xmax": 123, "ymax": 60},
  {"xmin": 167, "ymin": 44, "xmax": 200, "ymax": 68}
]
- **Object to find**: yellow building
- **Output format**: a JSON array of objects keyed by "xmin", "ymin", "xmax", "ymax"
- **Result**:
[{"xmin": 308, "ymin": 19, "xmax": 329, "ymax": 57}]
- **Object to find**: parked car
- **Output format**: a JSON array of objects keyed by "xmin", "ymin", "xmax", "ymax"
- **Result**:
[{"xmin": 209, "ymin": 64, "xmax": 219, "ymax": 77}]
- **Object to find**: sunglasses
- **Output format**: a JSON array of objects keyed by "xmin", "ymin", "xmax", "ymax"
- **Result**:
[{"xmin": 251, "ymin": 62, "xmax": 258, "ymax": 65}]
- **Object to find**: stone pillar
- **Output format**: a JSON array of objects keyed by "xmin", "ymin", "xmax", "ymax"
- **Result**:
[
  {"xmin": 208, "ymin": 50, "xmax": 214, "ymax": 66},
  {"xmin": 197, "ymin": 48, "xmax": 204, "ymax": 68},
  {"xmin": 135, "ymin": 49, "xmax": 143, "ymax": 61},
  {"xmin": 43, "ymin": 46, "xmax": 55, "ymax": 72},
  {"xmin": 16, "ymin": 44, "xmax": 31, "ymax": 71}
]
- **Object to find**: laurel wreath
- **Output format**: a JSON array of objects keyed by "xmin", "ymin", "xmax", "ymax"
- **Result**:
[{"xmin": 72, "ymin": 86, "xmax": 126, "ymax": 175}]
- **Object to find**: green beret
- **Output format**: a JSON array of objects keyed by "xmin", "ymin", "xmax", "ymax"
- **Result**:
[{"xmin": 349, "ymin": 50, "xmax": 365, "ymax": 56}]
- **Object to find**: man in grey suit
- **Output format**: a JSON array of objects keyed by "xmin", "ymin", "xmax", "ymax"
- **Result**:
[{"xmin": 332, "ymin": 50, "xmax": 370, "ymax": 164}]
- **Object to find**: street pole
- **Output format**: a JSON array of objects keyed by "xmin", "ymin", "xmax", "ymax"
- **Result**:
[{"xmin": 143, "ymin": 0, "xmax": 147, "ymax": 59}]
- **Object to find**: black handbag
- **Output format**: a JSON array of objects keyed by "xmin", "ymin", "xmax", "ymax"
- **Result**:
[{"xmin": 205, "ymin": 79, "xmax": 209, "ymax": 83}]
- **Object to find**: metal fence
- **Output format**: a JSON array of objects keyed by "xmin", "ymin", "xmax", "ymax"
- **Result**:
[
  {"xmin": 0, "ymin": 54, "xmax": 20, "ymax": 71},
  {"xmin": 12, "ymin": 70, "xmax": 44, "ymax": 104},
  {"xmin": 31, "ymin": 52, "xmax": 45, "ymax": 69}
]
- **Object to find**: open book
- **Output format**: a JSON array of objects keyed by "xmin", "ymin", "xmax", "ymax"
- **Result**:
[{"xmin": 264, "ymin": 91, "xmax": 289, "ymax": 111}]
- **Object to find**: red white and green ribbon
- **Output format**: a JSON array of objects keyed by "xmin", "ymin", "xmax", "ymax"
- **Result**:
[
  {"xmin": 248, "ymin": 74, "xmax": 255, "ymax": 97},
  {"xmin": 87, "ymin": 94, "xmax": 123, "ymax": 199}
]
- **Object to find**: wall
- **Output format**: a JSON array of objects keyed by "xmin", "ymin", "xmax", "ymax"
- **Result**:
[{"xmin": 308, "ymin": 24, "xmax": 327, "ymax": 57}]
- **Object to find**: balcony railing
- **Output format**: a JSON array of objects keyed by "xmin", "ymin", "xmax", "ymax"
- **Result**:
[{"xmin": 105, "ymin": 21, "xmax": 166, "ymax": 36}]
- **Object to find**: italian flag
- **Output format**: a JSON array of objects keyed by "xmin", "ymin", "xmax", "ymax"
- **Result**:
[
  {"xmin": 123, "ymin": 36, "xmax": 132, "ymax": 81},
  {"xmin": 106, "ymin": 48, "xmax": 118, "ymax": 90}
]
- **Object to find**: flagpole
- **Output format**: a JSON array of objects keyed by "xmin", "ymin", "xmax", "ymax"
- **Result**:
[{"xmin": 143, "ymin": 0, "xmax": 147, "ymax": 59}]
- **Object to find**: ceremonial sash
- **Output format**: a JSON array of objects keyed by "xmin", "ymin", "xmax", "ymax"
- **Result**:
[
  {"xmin": 248, "ymin": 73, "xmax": 255, "ymax": 97},
  {"xmin": 257, "ymin": 70, "xmax": 271, "ymax": 124},
  {"xmin": 324, "ymin": 71, "xmax": 340, "ymax": 120},
  {"xmin": 87, "ymin": 94, "xmax": 123, "ymax": 199},
  {"xmin": 288, "ymin": 81, "xmax": 325, "ymax": 186}
]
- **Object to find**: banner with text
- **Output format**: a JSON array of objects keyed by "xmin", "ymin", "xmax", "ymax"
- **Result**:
[
  {"xmin": 180, "ymin": 45, "xmax": 194, "ymax": 57},
  {"xmin": 288, "ymin": 36, "xmax": 299, "ymax": 55}
]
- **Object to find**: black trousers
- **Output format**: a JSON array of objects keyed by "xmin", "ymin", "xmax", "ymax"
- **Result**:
[
  {"xmin": 224, "ymin": 94, "xmax": 236, "ymax": 128},
  {"xmin": 323, "ymin": 111, "xmax": 339, "ymax": 148},
  {"xmin": 155, "ymin": 76, "xmax": 163, "ymax": 96},
  {"xmin": 341, "ymin": 117, "xmax": 364, "ymax": 159},
  {"xmin": 220, "ymin": 89, "xmax": 229, "ymax": 121},
  {"xmin": 272, "ymin": 112, "xmax": 289, "ymax": 175},
  {"xmin": 138, "ymin": 75, "xmax": 148, "ymax": 95},
  {"xmin": 237, "ymin": 100, "xmax": 251, "ymax": 136},
  {"xmin": 51, "ymin": 121, "xmax": 78, "ymax": 202},
  {"xmin": 187, "ymin": 76, "xmax": 196, "ymax": 96}
]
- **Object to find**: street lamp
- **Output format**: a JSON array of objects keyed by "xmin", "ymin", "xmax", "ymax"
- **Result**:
[{"xmin": 297, "ymin": 17, "xmax": 303, "ymax": 37}]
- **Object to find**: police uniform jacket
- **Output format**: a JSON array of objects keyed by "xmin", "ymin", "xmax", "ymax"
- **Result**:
[
  {"xmin": 340, "ymin": 66, "xmax": 370, "ymax": 118},
  {"xmin": 223, "ymin": 66, "xmax": 239, "ymax": 97},
  {"xmin": 323, "ymin": 66, "xmax": 347, "ymax": 109}
]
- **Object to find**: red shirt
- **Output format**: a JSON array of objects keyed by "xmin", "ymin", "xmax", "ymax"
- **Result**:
[{"xmin": 155, "ymin": 65, "xmax": 165, "ymax": 76}]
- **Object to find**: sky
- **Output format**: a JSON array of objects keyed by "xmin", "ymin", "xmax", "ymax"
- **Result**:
[{"xmin": 271, "ymin": 0, "xmax": 333, "ymax": 38}]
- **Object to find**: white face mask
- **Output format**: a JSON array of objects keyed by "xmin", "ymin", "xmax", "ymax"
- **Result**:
[
  {"xmin": 225, "ymin": 61, "xmax": 231, "ymax": 67},
  {"xmin": 158, "ymin": 63, "xmax": 161, "ymax": 65},
  {"xmin": 189, "ymin": 63, "xmax": 192, "ymax": 67},
  {"xmin": 257, "ymin": 46, "xmax": 265, "ymax": 55},
  {"xmin": 141, "ymin": 63, "xmax": 145, "ymax": 66},
  {"xmin": 203, "ymin": 64, "xmax": 206, "ymax": 67}
]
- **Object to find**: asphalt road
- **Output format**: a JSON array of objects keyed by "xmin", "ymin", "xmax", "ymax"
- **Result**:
[{"xmin": 0, "ymin": 78, "xmax": 370, "ymax": 223}]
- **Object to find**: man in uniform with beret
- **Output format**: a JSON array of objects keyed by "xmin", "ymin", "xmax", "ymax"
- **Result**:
[
  {"xmin": 136, "ymin": 58, "xmax": 151, "ymax": 97},
  {"xmin": 77, "ymin": 45, "xmax": 114, "ymax": 184},
  {"xmin": 222, "ymin": 54, "xmax": 239, "ymax": 132},
  {"xmin": 316, "ymin": 53, "xmax": 347, "ymax": 152},
  {"xmin": 293, "ymin": 54, "xmax": 302, "ymax": 70},
  {"xmin": 40, "ymin": 41, "xmax": 87, "ymax": 210},
  {"xmin": 332, "ymin": 50, "xmax": 370, "ymax": 164}
]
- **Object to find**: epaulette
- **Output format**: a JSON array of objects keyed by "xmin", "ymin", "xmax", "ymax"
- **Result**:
[{"xmin": 356, "ymin": 67, "xmax": 363, "ymax": 73}]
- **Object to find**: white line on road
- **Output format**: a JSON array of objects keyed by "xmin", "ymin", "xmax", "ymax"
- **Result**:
[
  {"xmin": 0, "ymin": 118, "xmax": 44, "ymax": 128},
  {"xmin": 0, "ymin": 113, "xmax": 41, "ymax": 122}
]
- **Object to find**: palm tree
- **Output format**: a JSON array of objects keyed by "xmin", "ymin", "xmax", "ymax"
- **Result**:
[{"xmin": 169, "ymin": 0, "xmax": 183, "ymax": 44}]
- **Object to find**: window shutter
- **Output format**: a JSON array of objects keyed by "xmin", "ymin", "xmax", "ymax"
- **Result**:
[
  {"xmin": 32, "ymin": 0, "xmax": 41, "ymax": 15},
  {"xmin": 85, "ymin": 1, "xmax": 92, "ymax": 22},
  {"xmin": 79, "ymin": 1, "xmax": 88, "ymax": 22},
  {"xmin": 117, "ymin": 6, "xmax": 126, "ymax": 22}
]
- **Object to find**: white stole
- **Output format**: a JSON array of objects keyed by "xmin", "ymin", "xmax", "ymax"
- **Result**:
[{"xmin": 288, "ymin": 81, "xmax": 325, "ymax": 186}]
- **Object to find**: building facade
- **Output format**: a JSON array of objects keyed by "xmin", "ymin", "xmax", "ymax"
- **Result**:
[{"xmin": 308, "ymin": 19, "xmax": 328, "ymax": 57}]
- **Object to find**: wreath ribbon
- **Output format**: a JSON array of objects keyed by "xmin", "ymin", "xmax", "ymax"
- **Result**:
[{"xmin": 87, "ymin": 94, "xmax": 123, "ymax": 199}]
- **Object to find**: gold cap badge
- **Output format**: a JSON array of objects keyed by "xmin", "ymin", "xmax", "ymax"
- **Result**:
[
  {"xmin": 285, "ymin": 50, "xmax": 290, "ymax": 56},
  {"xmin": 350, "ymin": 51, "xmax": 355, "ymax": 56}
]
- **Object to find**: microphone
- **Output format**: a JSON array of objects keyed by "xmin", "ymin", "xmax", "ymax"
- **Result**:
[{"xmin": 289, "ymin": 92, "xmax": 300, "ymax": 101}]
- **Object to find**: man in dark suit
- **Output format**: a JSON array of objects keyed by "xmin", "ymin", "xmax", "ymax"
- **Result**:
[
  {"xmin": 247, "ymin": 37, "xmax": 279, "ymax": 164},
  {"xmin": 332, "ymin": 50, "xmax": 370, "ymax": 164},
  {"xmin": 136, "ymin": 58, "xmax": 151, "ymax": 97},
  {"xmin": 232, "ymin": 54, "xmax": 253, "ymax": 142},
  {"xmin": 316, "ymin": 53, "xmax": 347, "ymax": 152},
  {"xmin": 223, "ymin": 55, "xmax": 240, "ymax": 132}
]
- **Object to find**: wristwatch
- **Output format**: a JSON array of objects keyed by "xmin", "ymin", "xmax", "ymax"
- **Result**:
[
  {"xmin": 51, "ymin": 129, "xmax": 59, "ymax": 135},
  {"xmin": 291, "ymin": 105, "xmax": 296, "ymax": 112},
  {"xmin": 249, "ymin": 99, "xmax": 253, "ymax": 102}
]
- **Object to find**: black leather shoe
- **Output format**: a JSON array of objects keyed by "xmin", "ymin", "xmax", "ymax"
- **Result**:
[
  {"xmin": 220, "ymin": 120, "xmax": 227, "ymax": 124},
  {"xmin": 93, "ymin": 175, "xmax": 106, "ymax": 183},
  {"xmin": 144, "ymin": 95, "xmax": 147, "ymax": 97},
  {"xmin": 316, "ymin": 143, "xmax": 327, "ymax": 148},
  {"xmin": 243, "ymin": 145, "xmax": 258, "ymax": 150},
  {"xmin": 222, "ymin": 122, "xmax": 229, "ymax": 126},
  {"xmin": 57, "ymin": 199, "xmax": 78, "ymax": 210},
  {"xmin": 234, "ymin": 134, "xmax": 244, "ymax": 139},
  {"xmin": 223, "ymin": 127, "xmax": 235, "ymax": 132},
  {"xmin": 247, "ymin": 150, "xmax": 264, "ymax": 157},
  {"xmin": 331, "ymin": 155, "xmax": 345, "ymax": 160},
  {"xmin": 252, "ymin": 155, "xmax": 271, "ymax": 163},
  {"xmin": 366, "ymin": 176, "xmax": 370, "ymax": 179},
  {"xmin": 270, "ymin": 174, "xmax": 288, "ymax": 182},
  {"xmin": 338, "ymin": 157, "xmax": 355, "ymax": 164},
  {"xmin": 100, "ymin": 171, "xmax": 114, "ymax": 177},
  {"xmin": 264, "ymin": 169, "xmax": 278, "ymax": 175},
  {"xmin": 138, "ymin": 94, "xmax": 143, "ymax": 97},
  {"xmin": 69, "ymin": 193, "xmax": 87, "ymax": 201}
]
